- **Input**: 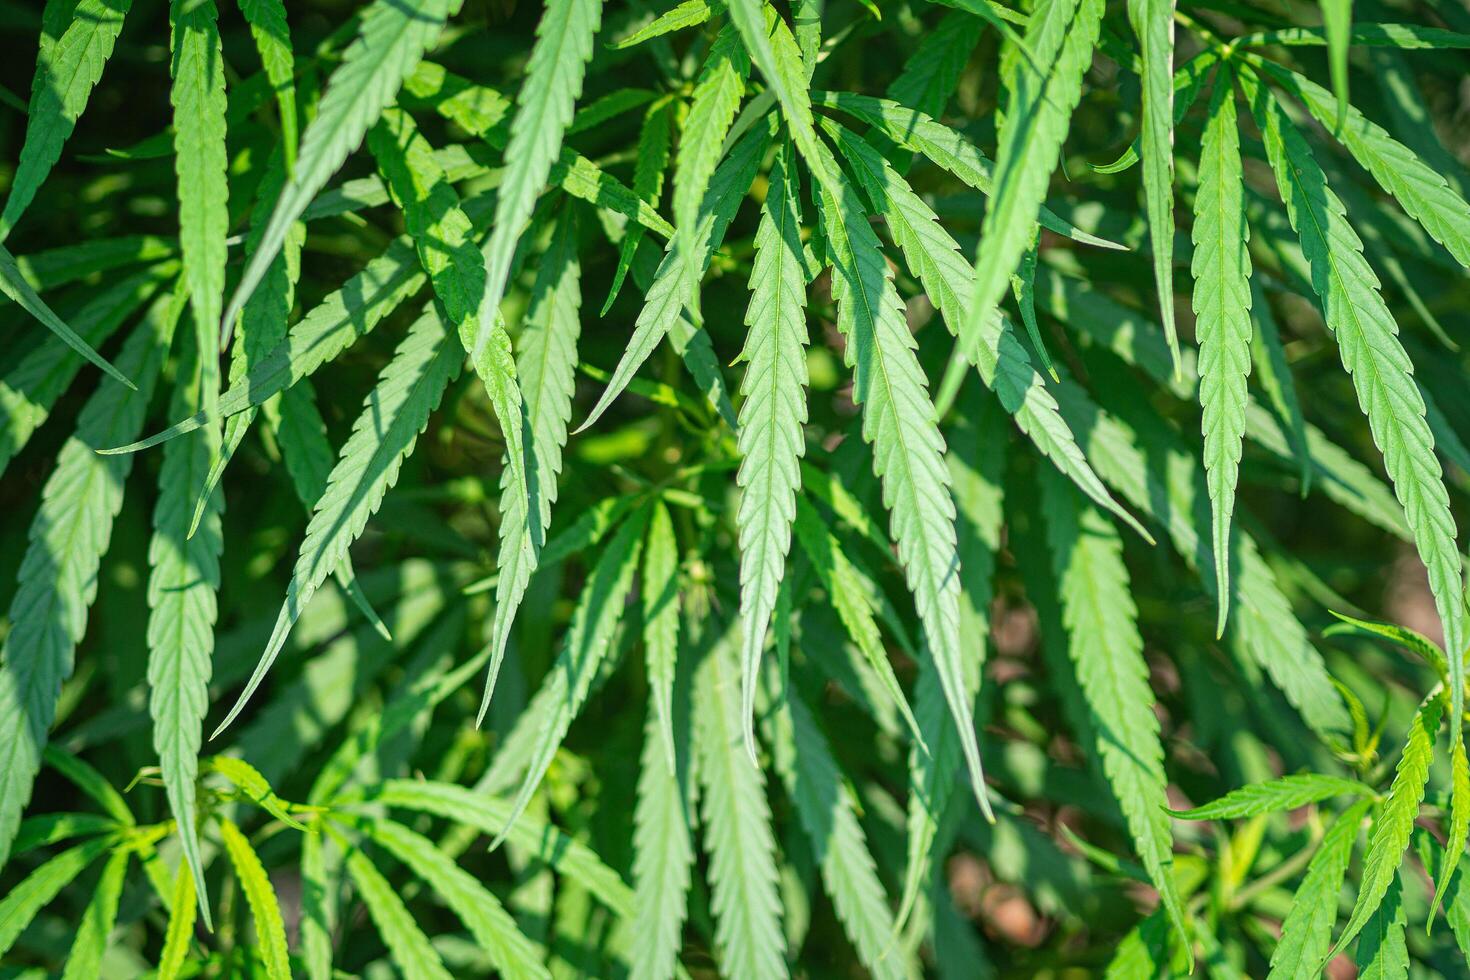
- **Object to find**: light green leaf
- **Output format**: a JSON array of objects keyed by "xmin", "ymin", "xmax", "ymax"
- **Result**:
[
  {"xmin": 0, "ymin": 290, "xmax": 178, "ymax": 869},
  {"xmin": 1267, "ymin": 798, "xmax": 1371, "ymax": 979},
  {"xmin": 485, "ymin": 208, "xmax": 583, "ymax": 715},
  {"xmin": 219, "ymin": 818, "xmax": 291, "ymax": 980},
  {"xmin": 1192, "ymin": 67, "xmax": 1253, "ymax": 635},
  {"xmin": 694, "ymin": 630, "xmax": 787, "ymax": 980},
  {"xmin": 610, "ymin": 0, "xmax": 711, "ymax": 49},
  {"xmin": 1432, "ymin": 738, "xmax": 1470, "ymax": 923},
  {"xmin": 356, "ymin": 817, "xmax": 548, "ymax": 979},
  {"xmin": 158, "ymin": 862, "xmax": 197, "ymax": 980},
  {"xmin": 2, "ymin": 0, "xmax": 132, "ymax": 240},
  {"xmin": 168, "ymin": 0, "xmax": 227, "ymax": 408},
  {"xmin": 964, "ymin": 0, "xmax": 1103, "ymax": 348},
  {"xmin": 1245, "ymin": 68, "xmax": 1465, "ymax": 729},
  {"xmin": 1127, "ymin": 0, "xmax": 1179, "ymax": 373},
  {"xmin": 61, "ymin": 847, "xmax": 128, "ymax": 980},
  {"xmin": 1238, "ymin": 23, "xmax": 1470, "ymax": 48},
  {"xmin": 236, "ymin": 0, "xmax": 297, "ymax": 165},
  {"xmin": 1355, "ymin": 872, "xmax": 1408, "ymax": 980},
  {"xmin": 1249, "ymin": 280, "xmax": 1311, "ymax": 493},
  {"xmin": 735, "ymin": 141, "xmax": 809, "ymax": 763},
  {"xmin": 0, "ymin": 242, "xmax": 135, "ymax": 390},
  {"xmin": 643, "ymin": 499, "xmax": 681, "ymax": 771},
  {"xmin": 344, "ymin": 845, "xmax": 454, "ymax": 980},
  {"xmin": 473, "ymin": 0, "xmax": 601, "ymax": 358},
  {"xmin": 1330, "ymin": 695, "xmax": 1442, "ymax": 960},
  {"xmin": 223, "ymin": 0, "xmax": 457, "ymax": 335},
  {"xmin": 603, "ymin": 100, "xmax": 672, "ymax": 313},
  {"xmin": 1319, "ymin": 0, "xmax": 1353, "ymax": 127},
  {"xmin": 213, "ymin": 309, "xmax": 462, "ymax": 736},
  {"xmin": 146, "ymin": 330, "xmax": 224, "ymax": 928},
  {"xmin": 0, "ymin": 834, "xmax": 114, "ymax": 957},
  {"xmin": 492, "ymin": 506, "xmax": 649, "ymax": 847},
  {"xmin": 815, "ymin": 143, "xmax": 988, "ymax": 819},
  {"xmin": 1169, "ymin": 773, "xmax": 1374, "ymax": 820}
]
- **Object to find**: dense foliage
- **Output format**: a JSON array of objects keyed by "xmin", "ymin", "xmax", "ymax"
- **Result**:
[{"xmin": 2, "ymin": 0, "xmax": 1470, "ymax": 975}]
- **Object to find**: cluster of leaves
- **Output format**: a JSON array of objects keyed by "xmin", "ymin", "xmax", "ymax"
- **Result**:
[{"xmin": 2, "ymin": 0, "xmax": 1470, "ymax": 975}]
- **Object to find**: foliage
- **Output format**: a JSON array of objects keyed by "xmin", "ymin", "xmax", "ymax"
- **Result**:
[{"xmin": 2, "ymin": 0, "xmax": 1470, "ymax": 975}]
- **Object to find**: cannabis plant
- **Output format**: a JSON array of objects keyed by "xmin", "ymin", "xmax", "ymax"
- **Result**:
[{"xmin": 3, "ymin": 0, "xmax": 1470, "ymax": 975}]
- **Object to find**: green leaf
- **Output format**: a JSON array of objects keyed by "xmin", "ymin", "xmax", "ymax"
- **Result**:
[
  {"xmin": 206, "ymin": 756, "xmax": 308, "ymax": 830},
  {"xmin": 815, "ymin": 143, "xmax": 989, "ymax": 819},
  {"xmin": 823, "ymin": 117, "xmax": 1147, "ymax": 543},
  {"xmin": 603, "ymin": 100, "xmax": 672, "ymax": 313},
  {"xmin": 12, "ymin": 813, "xmax": 116, "ymax": 857},
  {"xmin": 1256, "ymin": 60, "xmax": 1470, "ymax": 270},
  {"xmin": 1, "ymin": 0, "xmax": 132, "ymax": 240},
  {"xmin": 158, "ymin": 862, "xmax": 197, "ymax": 980},
  {"xmin": 42, "ymin": 747, "xmax": 134, "ymax": 826},
  {"xmin": 473, "ymin": 0, "xmax": 601, "ymax": 358},
  {"xmin": 1192, "ymin": 67, "xmax": 1253, "ymax": 635},
  {"xmin": 694, "ymin": 630, "xmax": 787, "ymax": 979},
  {"xmin": 0, "ymin": 834, "xmax": 114, "ymax": 957},
  {"xmin": 61, "ymin": 847, "xmax": 128, "ymax": 980},
  {"xmin": 812, "ymin": 90, "xmax": 1125, "ymax": 249},
  {"xmin": 168, "ymin": 0, "xmax": 227, "ymax": 408},
  {"xmin": 219, "ymin": 818, "xmax": 291, "ymax": 980},
  {"xmin": 236, "ymin": 0, "xmax": 298, "ymax": 165},
  {"xmin": 1127, "ymin": 0, "xmax": 1180, "ymax": 374},
  {"xmin": 1431, "ymin": 738, "xmax": 1470, "ymax": 924},
  {"xmin": 492, "ymin": 506, "xmax": 649, "ymax": 847},
  {"xmin": 763, "ymin": 667, "xmax": 907, "ymax": 979},
  {"xmin": 1169, "ymin": 773, "xmax": 1374, "ymax": 820},
  {"xmin": 355, "ymin": 780, "xmax": 633, "ymax": 915},
  {"xmin": 1324, "ymin": 610, "xmax": 1449, "ymax": 678},
  {"xmin": 1355, "ymin": 872, "xmax": 1409, "ymax": 980},
  {"xmin": 963, "ymin": 0, "xmax": 1103, "ymax": 348},
  {"xmin": 1038, "ymin": 465, "xmax": 1188, "ymax": 952},
  {"xmin": 1319, "ymin": 0, "xmax": 1352, "ymax": 127},
  {"xmin": 0, "ymin": 242, "xmax": 136, "ymax": 390},
  {"xmin": 1245, "ymin": 68, "xmax": 1466, "ymax": 729},
  {"xmin": 672, "ymin": 25, "xmax": 748, "ymax": 308},
  {"xmin": 355, "ymin": 817, "xmax": 548, "ymax": 979},
  {"xmin": 1249, "ymin": 279, "xmax": 1312, "ymax": 494},
  {"xmin": 889, "ymin": 11, "xmax": 984, "ymax": 118},
  {"xmin": 1238, "ymin": 23, "xmax": 1470, "ymax": 48},
  {"xmin": 1267, "ymin": 798, "xmax": 1372, "ymax": 979},
  {"xmin": 0, "ymin": 289, "xmax": 178, "ymax": 869},
  {"xmin": 577, "ymin": 121, "xmax": 769, "ymax": 432},
  {"xmin": 735, "ymin": 141, "xmax": 809, "ymax": 763},
  {"xmin": 344, "ymin": 845, "xmax": 454, "ymax": 980},
  {"xmin": 485, "ymin": 207, "xmax": 583, "ymax": 715},
  {"xmin": 610, "ymin": 0, "xmax": 711, "ymax": 49},
  {"xmin": 1330, "ymin": 695, "xmax": 1442, "ymax": 960},
  {"xmin": 213, "ymin": 309, "xmax": 462, "ymax": 736},
  {"xmin": 223, "ymin": 0, "xmax": 457, "ymax": 335},
  {"xmin": 146, "ymin": 331, "xmax": 224, "ymax": 929},
  {"xmin": 643, "ymin": 499, "xmax": 681, "ymax": 771},
  {"xmin": 299, "ymin": 827, "xmax": 336, "ymax": 980},
  {"xmin": 631, "ymin": 664, "xmax": 697, "ymax": 980}
]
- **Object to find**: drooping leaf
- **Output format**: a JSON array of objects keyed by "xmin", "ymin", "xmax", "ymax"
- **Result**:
[
  {"xmin": 1126, "ymin": 0, "xmax": 1179, "ymax": 373},
  {"xmin": 472, "ymin": 0, "xmax": 601, "ymax": 358},
  {"xmin": 1245, "ymin": 68, "xmax": 1466, "ymax": 729},
  {"xmin": 236, "ymin": 0, "xmax": 298, "ymax": 165}
]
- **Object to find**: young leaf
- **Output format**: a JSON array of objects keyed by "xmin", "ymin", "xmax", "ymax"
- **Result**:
[
  {"xmin": 611, "ymin": 0, "xmax": 711, "ymax": 49},
  {"xmin": 1127, "ymin": 0, "xmax": 1180, "ymax": 374},
  {"xmin": 693, "ymin": 630, "xmax": 787, "ymax": 979},
  {"xmin": 219, "ymin": 818, "xmax": 291, "ymax": 980},
  {"xmin": 1267, "ymin": 798, "xmax": 1372, "ymax": 979},
  {"xmin": 236, "ymin": 0, "xmax": 298, "ymax": 165},
  {"xmin": 61, "ymin": 848, "xmax": 128, "ymax": 980},
  {"xmin": 473, "ymin": 0, "xmax": 601, "ymax": 359},
  {"xmin": 0, "ymin": 835, "xmax": 115, "ymax": 957},
  {"xmin": 1168, "ymin": 773, "xmax": 1374, "ymax": 820},
  {"xmin": 735, "ymin": 141, "xmax": 809, "ymax": 763},
  {"xmin": 1330, "ymin": 695, "xmax": 1442, "ymax": 960},
  {"xmin": 213, "ymin": 309, "xmax": 462, "ymax": 736},
  {"xmin": 2, "ymin": 0, "xmax": 132, "ymax": 240},
  {"xmin": 159, "ymin": 863, "xmax": 197, "ymax": 980},
  {"xmin": 964, "ymin": 0, "xmax": 1104, "ymax": 348},
  {"xmin": 1192, "ymin": 67, "xmax": 1253, "ymax": 635},
  {"xmin": 0, "ymin": 290, "xmax": 178, "ymax": 869},
  {"xmin": 222, "ymin": 0, "xmax": 457, "ymax": 337},
  {"xmin": 1245, "ymin": 69, "xmax": 1466, "ymax": 729},
  {"xmin": 1431, "ymin": 738, "xmax": 1470, "ymax": 923}
]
